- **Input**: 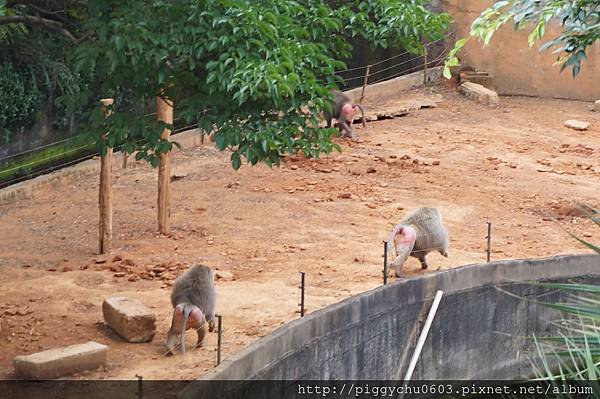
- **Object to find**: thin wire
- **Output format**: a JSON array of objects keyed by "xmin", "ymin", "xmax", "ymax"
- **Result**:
[
  {"xmin": 0, "ymin": 152, "xmax": 98, "ymax": 188},
  {"xmin": 332, "ymin": 29, "xmax": 455, "ymax": 76},
  {"xmin": 367, "ymin": 51, "xmax": 448, "ymax": 86},
  {"xmin": 1, "ymin": 143, "xmax": 94, "ymax": 175},
  {"xmin": 0, "ymin": 112, "xmax": 159, "ymax": 164},
  {"xmin": 335, "ymin": 64, "xmax": 370, "ymax": 74},
  {"xmin": 337, "ymin": 74, "xmax": 368, "ymax": 85},
  {"xmin": 369, "ymin": 49, "xmax": 413, "ymax": 68},
  {"xmin": 368, "ymin": 54, "xmax": 423, "ymax": 79},
  {"xmin": 0, "ymin": 136, "xmax": 82, "ymax": 163}
]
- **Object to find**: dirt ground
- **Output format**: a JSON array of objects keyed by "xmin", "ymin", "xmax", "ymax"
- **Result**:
[{"xmin": 0, "ymin": 83, "xmax": 599, "ymax": 380}]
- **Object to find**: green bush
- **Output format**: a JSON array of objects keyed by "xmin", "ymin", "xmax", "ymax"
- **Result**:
[{"xmin": 0, "ymin": 63, "xmax": 41, "ymax": 143}]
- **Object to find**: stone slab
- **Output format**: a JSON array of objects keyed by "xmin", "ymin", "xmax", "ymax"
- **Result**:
[{"xmin": 13, "ymin": 341, "xmax": 107, "ymax": 379}]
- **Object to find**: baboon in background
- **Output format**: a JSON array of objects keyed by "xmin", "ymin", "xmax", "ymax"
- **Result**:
[{"xmin": 323, "ymin": 90, "xmax": 366, "ymax": 138}]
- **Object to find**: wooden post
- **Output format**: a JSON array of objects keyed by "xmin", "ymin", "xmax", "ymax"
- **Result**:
[
  {"xmin": 122, "ymin": 153, "xmax": 129, "ymax": 169},
  {"xmin": 98, "ymin": 98, "xmax": 114, "ymax": 255},
  {"xmin": 359, "ymin": 65, "xmax": 371, "ymax": 104},
  {"xmin": 156, "ymin": 96, "xmax": 173, "ymax": 235}
]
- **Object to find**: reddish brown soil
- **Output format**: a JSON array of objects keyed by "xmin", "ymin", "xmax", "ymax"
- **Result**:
[{"xmin": 0, "ymin": 85, "xmax": 598, "ymax": 380}]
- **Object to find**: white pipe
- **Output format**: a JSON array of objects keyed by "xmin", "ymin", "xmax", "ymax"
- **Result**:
[{"xmin": 402, "ymin": 290, "xmax": 444, "ymax": 383}]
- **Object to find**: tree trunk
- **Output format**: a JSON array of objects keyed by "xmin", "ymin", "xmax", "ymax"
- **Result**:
[
  {"xmin": 98, "ymin": 98, "xmax": 114, "ymax": 254},
  {"xmin": 157, "ymin": 96, "xmax": 173, "ymax": 235}
]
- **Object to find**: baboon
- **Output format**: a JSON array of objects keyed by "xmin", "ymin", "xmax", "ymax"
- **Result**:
[
  {"xmin": 323, "ymin": 90, "xmax": 366, "ymax": 138},
  {"xmin": 166, "ymin": 265, "xmax": 216, "ymax": 354},
  {"xmin": 387, "ymin": 207, "xmax": 449, "ymax": 277}
]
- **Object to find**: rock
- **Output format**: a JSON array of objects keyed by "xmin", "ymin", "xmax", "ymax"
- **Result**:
[
  {"xmin": 170, "ymin": 172, "xmax": 188, "ymax": 182},
  {"xmin": 215, "ymin": 270, "xmax": 235, "ymax": 281},
  {"xmin": 102, "ymin": 297, "xmax": 156, "ymax": 343},
  {"xmin": 61, "ymin": 266, "xmax": 73, "ymax": 272},
  {"xmin": 112, "ymin": 255, "xmax": 122, "ymax": 262},
  {"xmin": 367, "ymin": 167, "xmax": 377, "ymax": 173},
  {"xmin": 460, "ymin": 82, "xmax": 499, "ymax": 106},
  {"xmin": 92, "ymin": 256, "xmax": 108, "ymax": 264},
  {"xmin": 339, "ymin": 193, "xmax": 352, "ymax": 199},
  {"xmin": 432, "ymin": 160, "xmax": 440, "ymax": 166},
  {"xmin": 564, "ymin": 120, "xmax": 589, "ymax": 131},
  {"xmin": 13, "ymin": 341, "xmax": 107, "ymax": 379},
  {"xmin": 316, "ymin": 167, "xmax": 332, "ymax": 173},
  {"xmin": 592, "ymin": 100, "xmax": 600, "ymax": 112}
]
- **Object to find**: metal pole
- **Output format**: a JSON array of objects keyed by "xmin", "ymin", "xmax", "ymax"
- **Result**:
[
  {"xmin": 486, "ymin": 222, "xmax": 492, "ymax": 262},
  {"xmin": 383, "ymin": 241, "xmax": 388, "ymax": 285},
  {"xmin": 216, "ymin": 315, "xmax": 223, "ymax": 366},
  {"xmin": 359, "ymin": 65, "xmax": 372, "ymax": 103},
  {"xmin": 135, "ymin": 374, "xmax": 143, "ymax": 399},
  {"xmin": 299, "ymin": 272, "xmax": 306, "ymax": 317},
  {"xmin": 403, "ymin": 290, "xmax": 443, "ymax": 383}
]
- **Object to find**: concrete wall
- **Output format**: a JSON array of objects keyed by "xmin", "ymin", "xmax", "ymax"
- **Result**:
[
  {"xmin": 443, "ymin": 0, "xmax": 600, "ymax": 101},
  {"xmin": 182, "ymin": 254, "xmax": 600, "ymax": 398}
]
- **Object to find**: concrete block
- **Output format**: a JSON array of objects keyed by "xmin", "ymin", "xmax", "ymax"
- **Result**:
[
  {"xmin": 564, "ymin": 119, "xmax": 589, "ymax": 131},
  {"xmin": 13, "ymin": 341, "xmax": 107, "ymax": 379},
  {"xmin": 460, "ymin": 82, "xmax": 499, "ymax": 106},
  {"xmin": 102, "ymin": 297, "xmax": 156, "ymax": 343}
]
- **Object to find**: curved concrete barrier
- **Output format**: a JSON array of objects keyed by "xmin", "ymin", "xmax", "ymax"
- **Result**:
[{"xmin": 182, "ymin": 254, "xmax": 599, "ymax": 396}]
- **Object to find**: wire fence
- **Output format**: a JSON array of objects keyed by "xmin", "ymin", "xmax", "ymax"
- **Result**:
[
  {"xmin": 334, "ymin": 29, "xmax": 455, "ymax": 90},
  {"xmin": 0, "ymin": 30, "xmax": 455, "ymax": 186}
]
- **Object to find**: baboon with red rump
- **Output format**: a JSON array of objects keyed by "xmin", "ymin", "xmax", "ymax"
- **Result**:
[
  {"xmin": 323, "ymin": 90, "xmax": 366, "ymax": 138},
  {"xmin": 166, "ymin": 264, "xmax": 216, "ymax": 355},
  {"xmin": 387, "ymin": 207, "xmax": 449, "ymax": 277}
]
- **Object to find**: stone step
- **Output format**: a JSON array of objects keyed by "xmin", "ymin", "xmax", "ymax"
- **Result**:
[{"xmin": 13, "ymin": 341, "xmax": 108, "ymax": 379}]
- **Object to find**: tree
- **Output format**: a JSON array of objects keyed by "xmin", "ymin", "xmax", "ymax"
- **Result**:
[
  {"xmin": 0, "ymin": 0, "xmax": 92, "ymax": 143},
  {"xmin": 444, "ymin": 0, "xmax": 600, "ymax": 78},
  {"xmin": 1, "ymin": 1, "xmax": 451, "ymax": 166},
  {"xmin": 68, "ymin": 0, "xmax": 450, "ymax": 169}
]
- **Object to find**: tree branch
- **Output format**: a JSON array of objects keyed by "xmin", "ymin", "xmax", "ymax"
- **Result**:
[{"xmin": 0, "ymin": 15, "xmax": 78, "ymax": 42}]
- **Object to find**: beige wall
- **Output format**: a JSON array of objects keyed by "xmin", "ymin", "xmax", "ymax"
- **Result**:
[{"xmin": 443, "ymin": 0, "xmax": 600, "ymax": 101}]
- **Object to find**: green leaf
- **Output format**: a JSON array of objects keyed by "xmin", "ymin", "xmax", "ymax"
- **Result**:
[{"xmin": 231, "ymin": 152, "xmax": 241, "ymax": 170}]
